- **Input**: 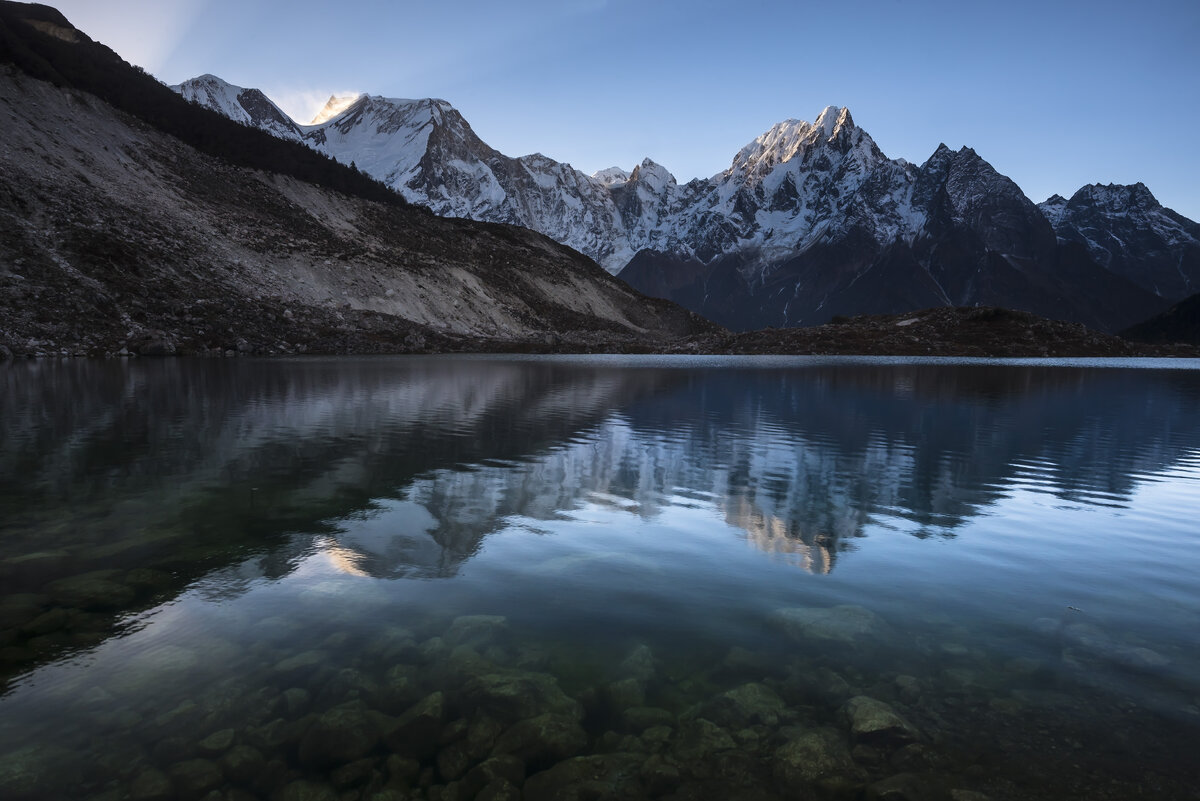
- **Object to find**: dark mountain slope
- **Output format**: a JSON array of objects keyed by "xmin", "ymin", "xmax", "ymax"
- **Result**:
[
  {"xmin": 0, "ymin": 4, "xmax": 715, "ymax": 357},
  {"xmin": 1121, "ymin": 293, "xmax": 1200, "ymax": 345}
]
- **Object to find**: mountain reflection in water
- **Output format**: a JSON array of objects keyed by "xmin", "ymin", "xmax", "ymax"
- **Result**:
[
  {"xmin": 1, "ymin": 356, "xmax": 1199, "ymax": 800},
  {"xmin": 2, "ymin": 357, "xmax": 1198, "ymax": 591}
]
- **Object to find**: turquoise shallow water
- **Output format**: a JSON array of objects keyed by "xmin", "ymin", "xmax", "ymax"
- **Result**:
[{"xmin": 1, "ymin": 356, "xmax": 1198, "ymax": 800}]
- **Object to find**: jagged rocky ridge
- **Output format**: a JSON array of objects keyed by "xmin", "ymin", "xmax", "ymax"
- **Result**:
[
  {"xmin": 0, "ymin": 3, "xmax": 715, "ymax": 358},
  {"xmin": 177, "ymin": 76, "xmax": 1200, "ymax": 333}
]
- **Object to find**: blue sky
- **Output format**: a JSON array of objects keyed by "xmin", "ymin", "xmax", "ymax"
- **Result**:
[{"xmin": 55, "ymin": 0, "xmax": 1200, "ymax": 220}]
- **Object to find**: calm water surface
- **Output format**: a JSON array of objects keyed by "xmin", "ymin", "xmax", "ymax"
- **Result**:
[{"xmin": 1, "ymin": 356, "xmax": 1198, "ymax": 801}]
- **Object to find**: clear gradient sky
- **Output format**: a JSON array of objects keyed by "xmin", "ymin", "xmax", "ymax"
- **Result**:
[{"xmin": 51, "ymin": 0, "xmax": 1200, "ymax": 220}]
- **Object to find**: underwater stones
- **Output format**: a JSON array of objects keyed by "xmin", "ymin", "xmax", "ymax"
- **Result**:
[
  {"xmin": 419, "ymin": 636, "xmax": 451, "ymax": 663},
  {"xmin": 621, "ymin": 706, "xmax": 675, "ymax": 733},
  {"xmin": 374, "ymin": 664, "xmax": 421, "ymax": 713},
  {"xmin": 638, "ymin": 753, "xmax": 681, "ymax": 795},
  {"xmin": 273, "ymin": 649, "xmax": 328, "ymax": 679},
  {"xmin": 122, "ymin": 568, "xmax": 174, "ymax": 593},
  {"xmin": 492, "ymin": 713, "xmax": 588, "ymax": 765},
  {"xmin": 444, "ymin": 645, "xmax": 492, "ymax": 682},
  {"xmin": 522, "ymin": 753, "xmax": 645, "ymax": 801},
  {"xmin": 0, "ymin": 744, "xmax": 71, "ymax": 799},
  {"xmin": 46, "ymin": 570, "xmax": 136, "ymax": 610},
  {"xmin": 670, "ymin": 718, "xmax": 737, "ymax": 762},
  {"xmin": 842, "ymin": 696, "xmax": 919, "ymax": 746},
  {"xmin": 370, "ymin": 625, "xmax": 420, "ymax": 663},
  {"xmin": 894, "ymin": 675, "xmax": 922, "ymax": 703},
  {"xmin": 385, "ymin": 691, "xmax": 447, "ymax": 757},
  {"xmin": 455, "ymin": 713, "xmax": 504, "ymax": 763},
  {"xmin": 299, "ymin": 702, "xmax": 383, "ymax": 766},
  {"xmin": 704, "ymin": 682, "xmax": 788, "ymax": 728},
  {"xmin": 436, "ymin": 741, "xmax": 473, "ymax": 782},
  {"xmin": 618, "ymin": 644, "xmax": 657, "ymax": 682},
  {"xmin": 197, "ymin": 728, "xmax": 235, "ymax": 756},
  {"xmin": 715, "ymin": 645, "xmax": 784, "ymax": 680},
  {"xmin": 475, "ymin": 778, "xmax": 522, "ymax": 801},
  {"xmin": 284, "ymin": 687, "xmax": 311, "ymax": 717},
  {"xmin": 166, "ymin": 758, "xmax": 222, "ymax": 800},
  {"xmin": 773, "ymin": 727, "xmax": 856, "ymax": 786},
  {"xmin": 0, "ymin": 594, "xmax": 46, "ymax": 630},
  {"xmin": 639, "ymin": 725, "xmax": 673, "ymax": 754},
  {"xmin": 128, "ymin": 767, "xmax": 172, "ymax": 801},
  {"xmin": 461, "ymin": 671, "xmax": 582, "ymax": 722},
  {"xmin": 605, "ymin": 677, "xmax": 645, "ymax": 710},
  {"xmin": 455, "ymin": 754, "xmax": 524, "ymax": 798},
  {"xmin": 773, "ymin": 604, "xmax": 887, "ymax": 644},
  {"xmin": 385, "ymin": 755, "xmax": 422, "ymax": 786},
  {"xmin": 219, "ymin": 745, "xmax": 266, "ymax": 784},
  {"xmin": 444, "ymin": 615, "xmax": 510, "ymax": 649},
  {"xmin": 865, "ymin": 772, "xmax": 942, "ymax": 801},
  {"xmin": 277, "ymin": 780, "xmax": 339, "ymax": 801},
  {"xmin": 331, "ymin": 757, "xmax": 379, "ymax": 789}
]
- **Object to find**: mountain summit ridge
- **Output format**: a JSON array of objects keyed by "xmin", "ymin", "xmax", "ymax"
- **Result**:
[{"xmin": 169, "ymin": 75, "xmax": 1200, "ymax": 332}]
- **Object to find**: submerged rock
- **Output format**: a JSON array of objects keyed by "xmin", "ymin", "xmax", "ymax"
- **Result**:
[
  {"xmin": 523, "ymin": 753, "xmax": 645, "ymax": 801},
  {"xmin": 461, "ymin": 671, "xmax": 582, "ymax": 723},
  {"xmin": 167, "ymin": 758, "xmax": 222, "ymax": 800},
  {"xmin": 842, "ymin": 696, "xmax": 920, "ymax": 746},
  {"xmin": 703, "ymin": 682, "xmax": 788, "ymax": 728},
  {"xmin": 618, "ymin": 644, "xmax": 657, "ymax": 682},
  {"xmin": 773, "ymin": 604, "xmax": 887, "ymax": 643},
  {"xmin": 277, "ymin": 780, "xmax": 339, "ymax": 801},
  {"xmin": 128, "ymin": 767, "xmax": 172, "ymax": 801},
  {"xmin": 46, "ymin": 571, "xmax": 135, "ymax": 610},
  {"xmin": 492, "ymin": 713, "xmax": 588, "ymax": 765},
  {"xmin": 773, "ymin": 727, "xmax": 857, "ymax": 785},
  {"xmin": 298, "ymin": 702, "xmax": 381, "ymax": 767},
  {"xmin": 621, "ymin": 706, "xmax": 675, "ymax": 733},
  {"xmin": 0, "ymin": 745, "xmax": 73, "ymax": 799},
  {"xmin": 444, "ymin": 615, "xmax": 510, "ymax": 649},
  {"xmin": 385, "ymin": 691, "xmax": 446, "ymax": 757},
  {"xmin": 670, "ymin": 718, "xmax": 737, "ymax": 762}
]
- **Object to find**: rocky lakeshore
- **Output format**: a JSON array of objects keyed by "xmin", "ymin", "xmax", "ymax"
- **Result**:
[{"xmin": 1, "ymin": 600, "xmax": 1192, "ymax": 801}]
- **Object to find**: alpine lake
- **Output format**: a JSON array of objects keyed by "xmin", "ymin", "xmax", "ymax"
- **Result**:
[{"xmin": 1, "ymin": 355, "xmax": 1198, "ymax": 801}]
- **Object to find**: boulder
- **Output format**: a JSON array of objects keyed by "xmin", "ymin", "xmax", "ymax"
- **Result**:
[
  {"xmin": 298, "ymin": 702, "xmax": 381, "ymax": 767},
  {"xmin": 842, "ymin": 696, "xmax": 919, "ymax": 746},
  {"xmin": 492, "ymin": 713, "xmax": 588, "ymax": 765},
  {"xmin": 384, "ymin": 691, "xmax": 446, "ymax": 757},
  {"xmin": 461, "ymin": 671, "xmax": 582, "ymax": 723},
  {"xmin": 444, "ymin": 615, "xmax": 510, "ymax": 649},
  {"xmin": 523, "ymin": 753, "xmax": 645, "ymax": 801},
  {"xmin": 773, "ymin": 727, "xmax": 856, "ymax": 786},
  {"xmin": 703, "ymin": 682, "xmax": 787, "ymax": 728}
]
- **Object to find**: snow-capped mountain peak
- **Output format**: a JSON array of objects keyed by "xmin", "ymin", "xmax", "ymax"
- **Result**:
[
  {"xmin": 592, "ymin": 166, "xmax": 631, "ymax": 187},
  {"xmin": 309, "ymin": 93, "xmax": 362, "ymax": 125},
  {"xmin": 628, "ymin": 158, "xmax": 677, "ymax": 193},
  {"xmin": 173, "ymin": 74, "xmax": 301, "ymax": 142}
]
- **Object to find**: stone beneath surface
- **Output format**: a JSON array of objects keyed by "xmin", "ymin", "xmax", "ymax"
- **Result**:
[
  {"xmin": 523, "ymin": 753, "xmax": 645, "ymax": 801},
  {"xmin": 670, "ymin": 718, "xmax": 737, "ymax": 762},
  {"xmin": 492, "ymin": 712, "xmax": 588, "ymax": 765},
  {"xmin": 298, "ymin": 702, "xmax": 381, "ymax": 766},
  {"xmin": 773, "ymin": 727, "xmax": 857, "ymax": 785},
  {"xmin": 842, "ymin": 696, "xmax": 920, "ymax": 746},
  {"xmin": 461, "ymin": 671, "xmax": 582, "ymax": 722},
  {"xmin": 444, "ymin": 615, "xmax": 510, "ymax": 649},
  {"xmin": 704, "ymin": 682, "xmax": 788, "ymax": 728},
  {"xmin": 773, "ymin": 604, "xmax": 887, "ymax": 643},
  {"xmin": 46, "ymin": 571, "xmax": 136, "ymax": 610}
]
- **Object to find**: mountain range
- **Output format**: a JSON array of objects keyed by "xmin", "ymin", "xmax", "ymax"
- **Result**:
[
  {"xmin": 0, "ymin": 2, "xmax": 712, "ymax": 358},
  {"xmin": 175, "ymin": 75, "xmax": 1200, "ymax": 333}
]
